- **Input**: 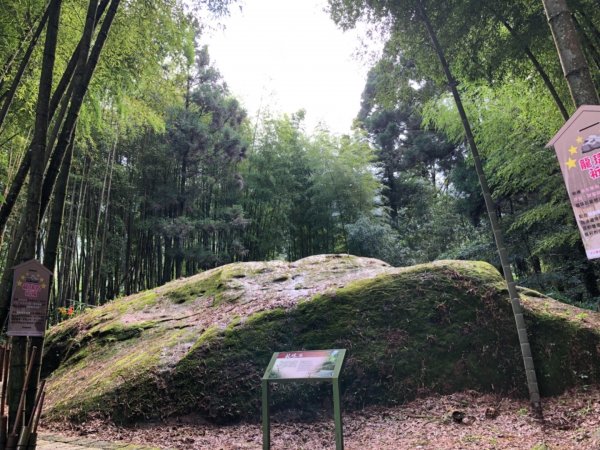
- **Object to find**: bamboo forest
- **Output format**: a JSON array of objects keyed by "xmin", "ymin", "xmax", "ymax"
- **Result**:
[{"xmin": 0, "ymin": 0, "xmax": 600, "ymax": 449}]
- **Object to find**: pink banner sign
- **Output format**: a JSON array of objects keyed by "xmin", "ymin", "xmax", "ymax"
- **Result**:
[{"xmin": 548, "ymin": 105, "xmax": 600, "ymax": 259}]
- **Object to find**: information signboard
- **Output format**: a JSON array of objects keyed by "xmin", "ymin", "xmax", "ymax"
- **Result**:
[
  {"xmin": 7, "ymin": 260, "xmax": 52, "ymax": 337},
  {"xmin": 266, "ymin": 349, "xmax": 343, "ymax": 380},
  {"xmin": 547, "ymin": 105, "xmax": 600, "ymax": 259},
  {"xmin": 261, "ymin": 349, "xmax": 346, "ymax": 450}
]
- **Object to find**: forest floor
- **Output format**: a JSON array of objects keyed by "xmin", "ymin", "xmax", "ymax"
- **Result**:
[{"xmin": 42, "ymin": 385, "xmax": 600, "ymax": 450}]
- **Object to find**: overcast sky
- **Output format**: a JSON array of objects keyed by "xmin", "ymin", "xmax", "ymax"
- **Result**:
[{"xmin": 201, "ymin": 0, "xmax": 378, "ymax": 134}]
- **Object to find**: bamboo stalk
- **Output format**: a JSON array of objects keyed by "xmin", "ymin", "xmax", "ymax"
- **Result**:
[
  {"xmin": 0, "ymin": 415, "xmax": 6, "ymax": 450},
  {"xmin": 0, "ymin": 345, "xmax": 10, "ymax": 415},
  {"xmin": 15, "ymin": 426, "xmax": 28, "ymax": 449},
  {"xmin": 10, "ymin": 346, "xmax": 37, "ymax": 436},
  {"xmin": 26, "ymin": 380, "xmax": 44, "ymax": 430},
  {"xmin": 6, "ymin": 344, "xmax": 36, "ymax": 450},
  {"xmin": 0, "ymin": 346, "xmax": 5, "ymax": 382},
  {"xmin": 25, "ymin": 391, "xmax": 44, "ymax": 450},
  {"xmin": 16, "ymin": 379, "xmax": 45, "ymax": 450},
  {"xmin": 31, "ymin": 390, "xmax": 44, "ymax": 434},
  {"xmin": 0, "ymin": 345, "xmax": 11, "ymax": 449}
]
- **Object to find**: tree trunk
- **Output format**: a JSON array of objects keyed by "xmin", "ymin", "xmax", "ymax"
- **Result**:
[
  {"xmin": 163, "ymin": 237, "xmax": 173, "ymax": 284},
  {"xmin": 57, "ymin": 155, "xmax": 80, "ymax": 310},
  {"xmin": 0, "ymin": 0, "xmax": 100, "ymax": 327},
  {"xmin": 20, "ymin": 3, "xmax": 60, "ymax": 259},
  {"xmin": 40, "ymin": 0, "xmax": 121, "ymax": 223},
  {"xmin": 48, "ymin": 0, "xmax": 111, "ymax": 116},
  {"xmin": 124, "ymin": 209, "xmax": 133, "ymax": 295},
  {"xmin": 0, "ymin": 0, "xmax": 110, "ymax": 245},
  {"xmin": 416, "ymin": 0, "xmax": 542, "ymax": 416},
  {"xmin": 39, "ymin": 0, "xmax": 99, "ymax": 223},
  {"xmin": 7, "ymin": 0, "xmax": 61, "ymax": 432},
  {"xmin": 69, "ymin": 157, "xmax": 90, "ymax": 305},
  {"xmin": 81, "ymin": 189, "xmax": 93, "ymax": 304},
  {"xmin": 93, "ymin": 130, "xmax": 118, "ymax": 303},
  {"xmin": 43, "ymin": 135, "xmax": 74, "ymax": 272},
  {"xmin": 541, "ymin": 0, "xmax": 599, "ymax": 106},
  {"xmin": 0, "ymin": 151, "xmax": 32, "ymax": 243}
]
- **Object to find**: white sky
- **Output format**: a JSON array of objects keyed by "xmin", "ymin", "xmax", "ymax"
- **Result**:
[{"xmin": 201, "ymin": 0, "xmax": 378, "ymax": 135}]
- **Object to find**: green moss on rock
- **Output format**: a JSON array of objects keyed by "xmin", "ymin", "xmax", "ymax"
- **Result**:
[
  {"xmin": 163, "ymin": 264, "xmax": 249, "ymax": 305},
  {"xmin": 42, "ymin": 257, "xmax": 600, "ymax": 425},
  {"xmin": 165, "ymin": 264, "xmax": 528, "ymax": 422},
  {"xmin": 165, "ymin": 280, "xmax": 212, "ymax": 304}
]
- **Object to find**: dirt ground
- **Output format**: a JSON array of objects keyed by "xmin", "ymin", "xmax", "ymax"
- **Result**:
[{"xmin": 41, "ymin": 385, "xmax": 600, "ymax": 450}]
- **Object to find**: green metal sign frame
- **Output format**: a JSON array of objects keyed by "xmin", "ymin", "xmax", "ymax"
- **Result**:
[{"xmin": 261, "ymin": 349, "xmax": 346, "ymax": 450}]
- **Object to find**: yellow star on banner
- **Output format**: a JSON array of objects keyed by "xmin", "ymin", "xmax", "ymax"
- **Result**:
[
  {"xmin": 569, "ymin": 145, "xmax": 578, "ymax": 154},
  {"xmin": 566, "ymin": 158, "xmax": 577, "ymax": 169},
  {"xmin": 577, "ymin": 136, "xmax": 584, "ymax": 144}
]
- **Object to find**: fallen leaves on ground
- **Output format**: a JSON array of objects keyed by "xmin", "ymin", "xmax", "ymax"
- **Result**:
[{"xmin": 42, "ymin": 385, "xmax": 600, "ymax": 449}]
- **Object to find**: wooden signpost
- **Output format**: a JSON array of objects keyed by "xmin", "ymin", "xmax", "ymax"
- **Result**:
[
  {"xmin": 261, "ymin": 349, "xmax": 346, "ymax": 450},
  {"xmin": 6, "ymin": 260, "xmax": 52, "ymax": 337},
  {"xmin": 3, "ymin": 260, "xmax": 51, "ymax": 449}
]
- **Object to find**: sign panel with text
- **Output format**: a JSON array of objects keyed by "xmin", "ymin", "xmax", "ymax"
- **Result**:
[
  {"xmin": 548, "ymin": 105, "xmax": 600, "ymax": 259},
  {"xmin": 261, "ymin": 349, "xmax": 346, "ymax": 450},
  {"xmin": 7, "ymin": 260, "xmax": 52, "ymax": 337},
  {"xmin": 266, "ymin": 349, "xmax": 342, "ymax": 380}
]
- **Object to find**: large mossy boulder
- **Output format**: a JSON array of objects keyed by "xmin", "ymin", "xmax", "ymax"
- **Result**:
[{"xmin": 42, "ymin": 255, "xmax": 600, "ymax": 424}]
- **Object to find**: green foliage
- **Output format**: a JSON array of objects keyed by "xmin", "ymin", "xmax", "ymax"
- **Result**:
[
  {"xmin": 422, "ymin": 79, "xmax": 600, "ymax": 304},
  {"xmin": 241, "ymin": 114, "xmax": 380, "ymax": 261},
  {"xmin": 58, "ymin": 40, "xmax": 254, "ymax": 308},
  {"xmin": 326, "ymin": 0, "xmax": 600, "ymax": 307},
  {"xmin": 4, "ymin": 0, "xmax": 597, "ymax": 321},
  {"xmin": 351, "ymin": 60, "xmax": 483, "ymax": 268},
  {"xmin": 346, "ymin": 216, "xmax": 405, "ymax": 265}
]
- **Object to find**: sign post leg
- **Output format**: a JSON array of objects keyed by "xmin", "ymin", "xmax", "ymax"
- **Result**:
[
  {"xmin": 262, "ymin": 380, "xmax": 270, "ymax": 450},
  {"xmin": 333, "ymin": 379, "xmax": 343, "ymax": 450}
]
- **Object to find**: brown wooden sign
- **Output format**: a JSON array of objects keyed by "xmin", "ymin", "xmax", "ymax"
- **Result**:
[
  {"xmin": 7, "ymin": 260, "xmax": 52, "ymax": 337},
  {"xmin": 547, "ymin": 105, "xmax": 600, "ymax": 259}
]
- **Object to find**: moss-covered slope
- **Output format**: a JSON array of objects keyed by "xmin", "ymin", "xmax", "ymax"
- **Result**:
[{"xmin": 42, "ymin": 255, "xmax": 600, "ymax": 424}]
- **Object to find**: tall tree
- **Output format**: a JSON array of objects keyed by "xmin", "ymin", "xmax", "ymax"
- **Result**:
[
  {"xmin": 7, "ymin": 0, "xmax": 61, "ymax": 430},
  {"xmin": 357, "ymin": 64, "xmax": 458, "ymax": 225},
  {"xmin": 416, "ymin": 0, "xmax": 541, "ymax": 414},
  {"xmin": 541, "ymin": 0, "xmax": 599, "ymax": 106},
  {"xmin": 328, "ymin": 0, "xmax": 542, "ymax": 415}
]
